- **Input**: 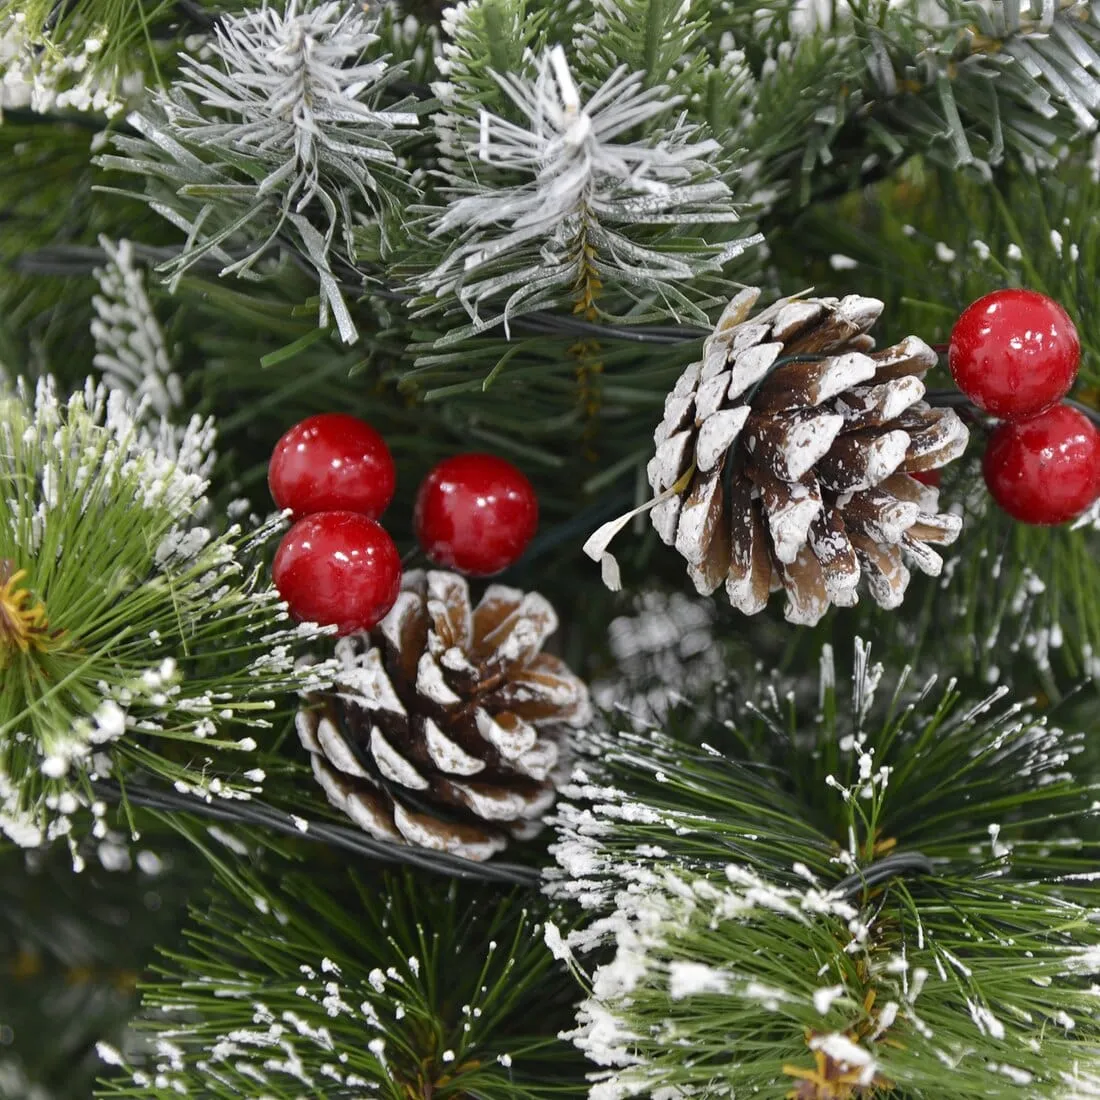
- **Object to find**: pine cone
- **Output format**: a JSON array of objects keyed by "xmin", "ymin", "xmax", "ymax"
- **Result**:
[
  {"xmin": 296, "ymin": 570, "xmax": 591, "ymax": 862},
  {"xmin": 648, "ymin": 288, "xmax": 969, "ymax": 624}
]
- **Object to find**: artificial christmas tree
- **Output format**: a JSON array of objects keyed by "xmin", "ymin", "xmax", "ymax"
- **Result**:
[{"xmin": 3, "ymin": 0, "xmax": 1100, "ymax": 1097}]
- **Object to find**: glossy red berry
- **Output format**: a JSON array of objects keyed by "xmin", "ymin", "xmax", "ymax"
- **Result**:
[
  {"xmin": 414, "ymin": 454, "xmax": 538, "ymax": 576},
  {"xmin": 982, "ymin": 404, "xmax": 1100, "ymax": 525},
  {"xmin": 268, "ymin": 413, "xmax": 395, "ymax": 519},
  {"xmin": 910, "ymin": 469, "xmax": 942, "ymax": 488},
  {"xmin": 273, "ymin": 511, "xmax": 402, "ymax": 633},
  {"xmin": 949, "ymin": 289, "xmax": 1080, "ymax": 420}
]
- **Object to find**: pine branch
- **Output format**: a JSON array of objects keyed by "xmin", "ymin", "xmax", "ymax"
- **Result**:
[
  {"xmin": 0, "ymin": 0, "xmax": 166, "ymax": 116},
  {"xmin": 415, "ymin": 34, "xmax": 757, "ymax": 343},
  {"xmin": 95, "ymin": 0, "xmax": 422, "ymax": 344},
  {"xmin": 571, "ymin": 0, "xmax": 714, "ymax": 96},
  {"xmin": 713, "ymin": 0, "xmax": 1100, "ymax": 218},
  {"xmin": 547, "ymin": 639, "xmax": 1100, "ymax": 1097},
  {"xmin": 0, "ymin": 376, "xmax": 334, "ymax": 860},
  {"xmin": 433, "ymin": 0, "xmax": 548, "ymax": 121},
  {"xmin": 96, "ymin": 858, "xmax": 583, "ymax": 1098},
  {"xmin": 0, "ymin": 0, "xmax": 243, "ymax": 99}
]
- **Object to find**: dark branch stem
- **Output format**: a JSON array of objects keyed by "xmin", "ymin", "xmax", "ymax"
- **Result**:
[
  {"xmin": 0, "ymin": 108, "xmax": 123, "ymax": 135},
  {"xmin": 833, "ymin": 850, "xmax": 935, "ymax": 900},
  {"xmin": 174, "ymin": 0, "xmax": 217, "ymax": 30},
  {"xmin": 17, "ymin": 242, "xmax": 709, "ymax": 345},
  {"xmin": 92, "ymin": 780, "xmax": 541, "ymax": 887}
]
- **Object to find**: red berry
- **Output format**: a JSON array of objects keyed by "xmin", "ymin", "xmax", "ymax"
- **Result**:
[
  {"xmin": 269, "ymin": 413, "xmax": 395, "ymax": 519},
  {"xmin": 911, "ymin": 469, "xmax": 942, "ymax": 488},
  {"xmin": 273, "ymin": 511, "xmax": 402, "ymax": 633},
  {"xmin": 414, "ymin": 454, "xmax": 538, "ymax": 576},
  {"xmin": 949, "ymin": 289, "xmax": 1079, "ymax": 420},
  {"xmin": 982, "ymin": 404, "xmax": 1100, "ymax": 525}
]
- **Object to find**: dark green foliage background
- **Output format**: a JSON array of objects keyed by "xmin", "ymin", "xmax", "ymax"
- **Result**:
[{"xmin": 3, "ymin": 0, "xmax": 1100, "ymax": 1095}]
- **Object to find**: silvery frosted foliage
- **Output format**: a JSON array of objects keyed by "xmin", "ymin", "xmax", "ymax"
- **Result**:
[
  {"xmin": 91, "ymin": 237, "xmax": 182, "ymax": 418},
  {"xmin": 297, "ymin": 569, "xmax": 592, "ymax": 862},
  {"xmin": 545, "ymin": 642, "xmax": 1100, "ymax": 1098},
  {"xmin": 97, "ymin": 0, "xmax": 419, "ymax": 344},
  {"xmin": 0, "ymin": 377, "xmax": 334, "ymax": 860},
  {"xmin": 585, "ymin": 288, "xmax": 970, "ymax": 624},
  {"xmin": 421, "ymin": 43, "xmax": 755, "ymax": 337},
  {"xmin": 594, "ymin": 590, "xmax": 723, "ymax": 725}
]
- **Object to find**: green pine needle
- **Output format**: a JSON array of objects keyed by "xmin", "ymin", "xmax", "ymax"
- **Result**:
[
  {"xmin": 96, "ymin": 858, "xmax": 584, "ymax": 1098},
  {"xmin": 0, "ymin": 376, "xmax": 333, "ymax": 856},
  {"xmin": 547, "ymin": 640, "xmax": 1100, "ymax": 1097}
]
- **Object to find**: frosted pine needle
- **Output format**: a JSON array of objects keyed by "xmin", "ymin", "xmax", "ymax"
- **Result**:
[
  {"xmin": 91, "ymin": 238, "xmax": 181, "ymax": 418},
  {"xmin": 0, "ymin": 377, "xmax": 334, "ymax": 858},
  {"xmin": 98, "ymin": 0, "xmax": 419, "ymax": 344},
  {"xmin": 546, "ymin": 641, "xmax": 1100, "ymax": 1097},
  {"xmin": 422, "ymin": 44, "xmax": 754, "ymax": 334},
  {"xmin": 174, "ymin": 0, "xmax": 417, "ymax": 213}
]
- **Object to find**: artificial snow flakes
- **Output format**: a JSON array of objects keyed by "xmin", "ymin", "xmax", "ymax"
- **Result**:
[
  {"xmin": 585, "ymin": 287, "xmax": 969, "ymax": 624},
  {"xmin": 0, "ymin": 13, "xmax": 136, "ymax": 116},
  {"xmin": 105, "ymin": 867, "xmax": 571, "ymax": 1097},
  {"xmin": 297, "ymin": 570, "xmax": 592, "ymax": 861},
  {"xmin": 545, "ymin": 639, "xmax": 1100, "ymax": 1098}
]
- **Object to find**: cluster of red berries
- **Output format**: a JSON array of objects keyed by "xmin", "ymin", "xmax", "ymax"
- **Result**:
[
  {"xmin": 268, "ymin": 414, "xmax": 538, "ymax": 633},
  {"xmin": 949, "ymin": 288, "xmax": 1100, "ymax": 526}
]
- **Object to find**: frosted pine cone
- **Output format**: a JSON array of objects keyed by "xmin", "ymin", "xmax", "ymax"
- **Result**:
[
  {"xmin": 646, "ymin": 288, "xmax": 969, "ymax": 624},
  {"xmin": 296, "ymin": 570, "xmax": 591, "ymax": 862}
]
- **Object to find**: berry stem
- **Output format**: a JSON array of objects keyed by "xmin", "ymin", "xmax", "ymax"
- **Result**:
[{"xmin": 925, "ymin": 389, "xmax": 1100, "ymax": 429}]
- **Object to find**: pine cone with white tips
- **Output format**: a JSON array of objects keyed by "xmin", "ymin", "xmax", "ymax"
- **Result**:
[
  {"xmin": 296, "ymin": 570, "xmax": 591, "ymax": 862},
  {"xmin": 648, "ymin": 287, "xmax": 969, "ymax": 624}
]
